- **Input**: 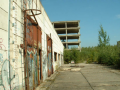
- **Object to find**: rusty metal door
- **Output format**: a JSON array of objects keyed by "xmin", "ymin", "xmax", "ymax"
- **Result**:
[
  {"xmin": 26, "ymin": 46, "xmax": 34, "ymax": 90},
  {"xmin": 47, "ymin": 35, "xmax": 53, "ymax": 77},
  {"xmin": 39, "ymin": 50, "xmax": 42, "ymax": 82},
  {"xmin": 24, "ymin": 15, "xmax": 42, "ymax": 90}
]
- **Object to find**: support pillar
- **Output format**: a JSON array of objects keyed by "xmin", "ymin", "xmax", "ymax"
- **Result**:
[
  {"xmin": 65, "ymin": 22, "xmax": 68, "ymax": 49},
  {"xmin": 78, "ymin": 21, "xmax": 81, "ymax": 51}
]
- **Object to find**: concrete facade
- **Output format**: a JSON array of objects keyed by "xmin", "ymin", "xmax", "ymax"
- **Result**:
[
  {"xmin": 0, "ymin": 0, "xmax": 64, "ymax": 90},
  {"xmin": 52, "ymin": 21, "xmax": 81, "ymax": 51}
]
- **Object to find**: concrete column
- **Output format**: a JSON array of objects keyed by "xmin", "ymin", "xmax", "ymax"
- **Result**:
[
  {"xmin": 65, "ymin": 22, "xmax": 68, "ymax": 49},
  {"xmin": 66, "ymin": 29, "xmax": 68, "ymax": 49},
  {"xmin": 78, "ymin": 21, "xmax": 81, "ymax": 51},
  {"xmin": 78, "ymin": 21, "xmax": 80, "ymax": 34}
]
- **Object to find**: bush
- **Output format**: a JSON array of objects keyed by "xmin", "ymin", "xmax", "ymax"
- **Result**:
[
  {"xmin": 64, "ymin": 45, "xmax": 120, "ymax": 67},
  {"xmin": 79, "ymin": 45, "xmax": 120, "ymax": 67},
  {"xmin": 63, "ymin": 48, "xmax": 80, "ymax": 64},
  {"xmin": 71, "ymin": 48, "xmax": 80, "ymax": 64},
  {"xmin": 64, "ymin": 50, "xmax": 71, "ymax": 64}
]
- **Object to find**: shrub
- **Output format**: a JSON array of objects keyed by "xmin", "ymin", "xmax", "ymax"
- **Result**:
[
  {"xmin": 71, "ymin": 48, "xmax": 80, "ymax": 64},
  {"xmin": 63, "ymin": 48, "xmax": 80, "ymax": 64},
  {"xmin": 64, "ymin": 50, "xmax": 71, "ymax": 64},
  {"xmin": 64, "ymin": 45, "xmax": 120, "ymax": 67},
  {"xmin": 80, "ymin": 45, "xmax": 120, "ymax": 66}
]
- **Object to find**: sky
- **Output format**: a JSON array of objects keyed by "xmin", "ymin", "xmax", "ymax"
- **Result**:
[{"xmin": 41, "ymin": 0, "xmax": 120, "ymax": 47}]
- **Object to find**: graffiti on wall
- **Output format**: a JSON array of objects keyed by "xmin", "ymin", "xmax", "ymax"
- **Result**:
[
  {"xmin": 48, "ymin": 52, "xmax": 52, "ymax": 72},
  {"xmin": 42, "ymin": 51, "xmax": 47, "ymax": 81},
  {"xmin": 33, "ymin": 49, "xmax": 38, "ymax": 87},
  {"xmin": 26, "ymin": 46, "xmax": 39, "ymax": 89},
  {"xmin": 0, "ymin": 38, "xmax": 19, "ymax": 90},
  {"xmin": 27, "ymin": 48, "xmax": 33, "ymax": 89}
]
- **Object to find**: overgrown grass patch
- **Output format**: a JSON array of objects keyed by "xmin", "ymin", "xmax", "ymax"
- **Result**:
[{"xmin": 64, "ymin": 45, "xmax": 120, "ymax": 67}]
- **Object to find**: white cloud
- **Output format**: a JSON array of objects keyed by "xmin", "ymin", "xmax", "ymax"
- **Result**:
[{"xmin": 116, "ymin": 14, "xmax": 120, "ymax": 19}]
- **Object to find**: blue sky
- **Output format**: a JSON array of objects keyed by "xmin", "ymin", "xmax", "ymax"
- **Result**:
[{"xmin": 41, "ymin": 0, "xmax": 120, "ymax": 47}]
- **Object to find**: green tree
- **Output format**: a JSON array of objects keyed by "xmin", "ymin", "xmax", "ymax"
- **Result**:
[{"xmin": 98, "ymin": 25, "xmax": 110, "ymax": 47}]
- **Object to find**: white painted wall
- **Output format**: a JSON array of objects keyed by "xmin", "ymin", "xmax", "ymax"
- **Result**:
[
  {"xmin": 0, "ymin": 0, "xmax": 64, "ymax": 90},
  {"xmin": 0, "ymin": 0, "xmax": 9, "ymax": 90},
  {"xmin": 34, "ymin": 1, "xmax": 64, "ymax": 74}
]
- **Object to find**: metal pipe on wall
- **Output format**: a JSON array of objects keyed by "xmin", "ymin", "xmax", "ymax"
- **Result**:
[{"xmin": 8, "ymin": 0, "xmax": 11, "ymax": 89}]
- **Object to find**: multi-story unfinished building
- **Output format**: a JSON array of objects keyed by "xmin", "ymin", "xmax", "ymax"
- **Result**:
[{"xmin": 52, "ymin": 21, "xmax": 81, "ymax": 51}]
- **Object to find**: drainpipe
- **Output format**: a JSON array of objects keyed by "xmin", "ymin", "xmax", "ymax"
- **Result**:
[{"xmin": 8, "ymin": 0, "xmax": 11, "ymax": 90}]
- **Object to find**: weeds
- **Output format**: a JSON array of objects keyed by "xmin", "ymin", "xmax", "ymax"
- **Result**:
[{"xmin": 64, "ymin": 45, "xmax": 120, "ymax": 67}]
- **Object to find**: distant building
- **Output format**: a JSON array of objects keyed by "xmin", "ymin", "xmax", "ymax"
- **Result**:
[{"xmin": 52, "ymin": 21, "xmax": 81, "ymax": 51}]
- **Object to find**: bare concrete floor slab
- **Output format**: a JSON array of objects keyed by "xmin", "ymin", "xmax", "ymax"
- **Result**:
[{"xmin": 47, "ymin": 64, "xmax": 120, "ymax": 90}]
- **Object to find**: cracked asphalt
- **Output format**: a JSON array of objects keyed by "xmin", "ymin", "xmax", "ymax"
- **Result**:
[{"xmin": 47, "ymin": 64, "xmax": 120, "ymax": 90}]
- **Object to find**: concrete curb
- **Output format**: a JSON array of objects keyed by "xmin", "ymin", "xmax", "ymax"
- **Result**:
[{"xmin": 35, "ymin": 71, "xmax": 59, "ymax": 90}]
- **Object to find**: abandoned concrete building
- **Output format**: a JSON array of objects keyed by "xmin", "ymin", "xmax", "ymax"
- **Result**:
[
  {"xmin": 0, "ymin": 0, "xmax": 64, "ymax": 90},
  {"xmin": 52, "ymin": 21, "xmax": 81, "ymax": 51}
]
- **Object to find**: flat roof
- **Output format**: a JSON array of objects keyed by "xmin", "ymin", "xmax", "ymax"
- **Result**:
[
  {"xmin": 56, "ymin": 28, "xmax": 80, "ymax": 34},
  {"xmin": 52, "ymin": 20, "xmax": 80, "ymax": 23},
  {"xmin": 59, "ymin": 34, "xmax": 80, "ymax": 39},
  {"xmin": 62, "ymin": 41, "xmax": 81, "ymax": 45}
]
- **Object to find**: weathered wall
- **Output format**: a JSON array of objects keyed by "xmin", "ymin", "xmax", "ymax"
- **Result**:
[
  {"xmin": 32, "ymin": 0, "xmax": 64, "ymax": 80},
  {"xmin": 0, "ymin": 0, "xmax": 10, "ymax": 90},
  {"xmin": 0, "ymin": 0, "xmax": 63, "ymax": 90}
]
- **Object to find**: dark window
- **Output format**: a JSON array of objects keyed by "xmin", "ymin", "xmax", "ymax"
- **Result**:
[{"xmin": 54, "ymin": 52, "xmax": 57, "ymax": 61}]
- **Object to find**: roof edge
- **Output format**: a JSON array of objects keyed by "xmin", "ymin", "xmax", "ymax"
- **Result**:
[{"xmin": 52, "ymin": 20, "xmax": 80, "ymax": 23}]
